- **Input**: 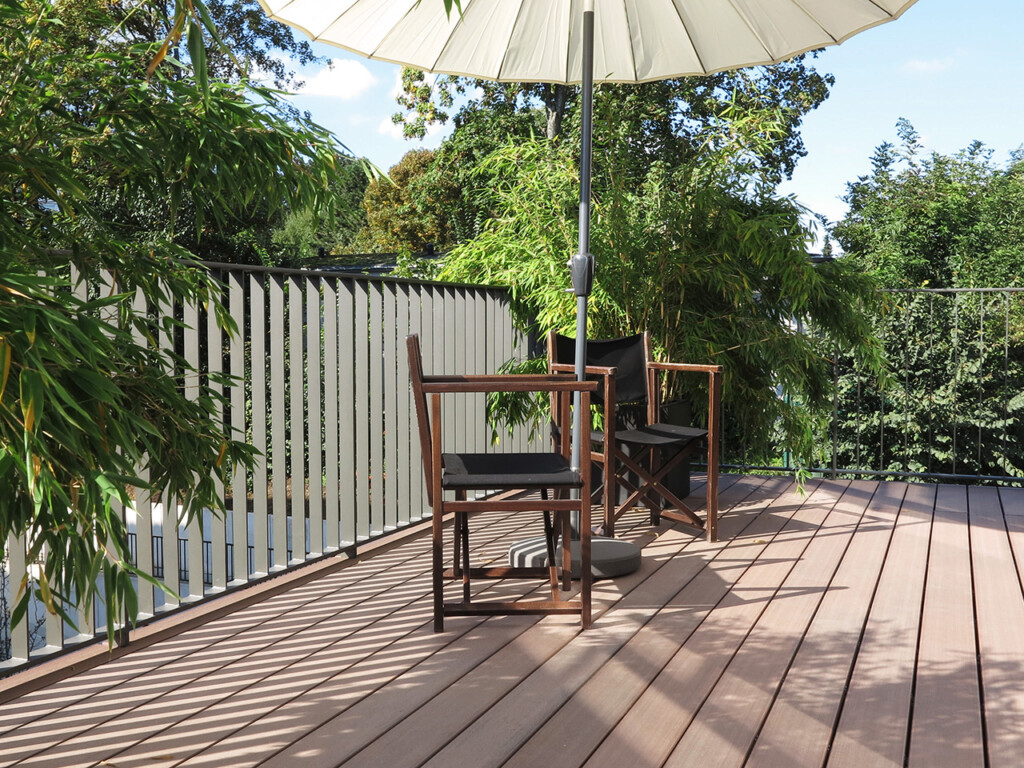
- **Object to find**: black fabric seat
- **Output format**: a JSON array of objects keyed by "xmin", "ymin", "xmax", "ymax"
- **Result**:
[
  {"xmin": 599, "ymin": 424, "xmax": 708, "ymax": 448},
  {"xmin": 548, "ymin": 331, "xmax": 723, "ymax": 541},
  {"xmin": 441, "ymin": 453, "xmax": 582, "ymax": 490}
]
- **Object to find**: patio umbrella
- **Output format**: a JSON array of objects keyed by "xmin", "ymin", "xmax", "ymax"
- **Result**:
[{"xmin": 258, "ymin": 0, "xmax": 918, "ymax": 475}]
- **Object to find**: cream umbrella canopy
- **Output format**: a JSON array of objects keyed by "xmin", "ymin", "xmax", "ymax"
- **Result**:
[{"xmin": 258, "ymin": 0, "xmax": 919, "ymax": 519}]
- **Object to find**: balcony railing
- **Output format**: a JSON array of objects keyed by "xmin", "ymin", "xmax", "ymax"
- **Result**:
[
  {"xmin": 730, "ymin": 287, "xmax": 1024, "ymax": 485},
  {"xmin": 4, "ymin": 276, "xmax": 1022, "ymax": 672},
  {"xmin": 2, "ymin": 262, "xmax": 532, "ymax": 670}
]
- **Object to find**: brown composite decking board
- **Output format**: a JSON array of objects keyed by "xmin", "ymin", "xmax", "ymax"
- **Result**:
[
  {"xmin": 1, "ymin": 475, "xmax": 1020, "ymax": 768},
  {"xmin": 907, "ymin": 484, "xmax": 984, "ymax": 768},
  {"xmin": 970, "ymin": 485, "xmax": 1024, "ymax": 767},
  {"xmin": 480, "ymin": 477, "xmax": 786, "ymax": 768},
  {"xmin": 0, "ymin": 536, "xmax": 429, "ymax": 741},
  {"xmin": 166, "ymin": 485, "xmax": 673, "ymax": 768},
  {"xmin": 828, "ymin": 480, "xmax": 932, "ymax": 768},
  {"xmin": 744, "ymin": 480, "xmax": 900, "ymax": 768},
  {"xmin": 0, "ymin": 539, "xmax": 436, "ymax": 767},
  {"xmin": 662, "ymin": 478, "xmax": 865, "ymax": 768},
  {"xmin": 412, "ymin": 476, "xmax": 787, "ymax": 768},
  {"xmin": 581, "ymin": 478, "xmax": 845, "ymax": 768}
]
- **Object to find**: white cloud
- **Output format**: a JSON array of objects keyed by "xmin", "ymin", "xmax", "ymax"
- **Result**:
[
  {"xmin": 296, "ymin": 59, "xmax": 377, "ymax": 99},
  {"xmin": 901, "ymin": 57, "xmax": 955, "ymax": 74},
  {"xmin": 378, "ymin": 116, "xmax": 405, "ymax": 140}
]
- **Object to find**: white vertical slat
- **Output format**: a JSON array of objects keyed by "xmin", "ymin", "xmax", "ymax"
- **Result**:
[
  {"xmin": 367, "ymin": 283, "xmax": 385, "ymax": 535},
  {"xmin": 157, "ymin": 284, "xmax": 179, "ymax": 613},
  {"xmin": 249, "ymin": 274, "xmax": 269, "ymax": 577},
  {"xmin": 440, "ymin": 288, "xmax": 456, "ymax": 458},
  {"xmin": 288, "ymin": 276, "xmax": 306, "ymax": 565},
  {"xmin": 99, "ymin": 270, "xmax": 135, "ymax": 629},
  {"xmin": 75, "ymin": 269, "xmax": 108, "ymax": 627},
  {"xmin": 338, "ymin": 279, "xmax": 357, "ymax": 545},
  {"xmin": 228, "ymin": 272, "xmax": 249, "ymax": 585},
  {"xmin": 307, "ymin": 278, "xmax": 324, "ymax": 557},
  {"xmin": 473, "ymin": 289, "xmax": 487, "ymax": 453},
  {"xmin": 416, "ymin": 287, "xmax": 434, "ymax": 517},
  {"xmin": 383, "ymin": 283, "xmax": 398, "ymax": 530},
  {"xmin": 206, "ymin": 283, "xmax": 227, "ymax": 593},
  {"xmin": 6, "ymin": 534, "xmax": 30, "ymax": 663},
  {"xmin": 501, "ymin": 294, "xmax": 516, "ymax": 452},
  {"xmin": 453, "ymin": 287, "xmax": 468, "ymax": 451},
  {"xmin": 354, "ymin": 281, "xmax": 371, "ymax": 541},
  {"xmin": 395, "ymin": 284, "xmax": 412, "ymax": 526},
  {"xmin": 269, "ymin": 276, "xmax": 288, "ymax": 571},
  {"xmin": 322, "ymin": 279, "xmax": 340, "ymax": 552},
  {"xmin": 183, "ymin": 298, "xmax": 204, "ymax": 601},
  {"xmin": 408, "ymin": 286, "xmax": 425, "ymax": 520},
  {"xmin": 130, "ymin": 288, "xmax": 156, "ymax": 616}
]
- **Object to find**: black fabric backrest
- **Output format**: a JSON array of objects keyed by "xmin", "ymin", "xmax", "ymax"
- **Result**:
[{"xmin": 552, "ymin": 333, "xmax": 648, "ymax": 405}]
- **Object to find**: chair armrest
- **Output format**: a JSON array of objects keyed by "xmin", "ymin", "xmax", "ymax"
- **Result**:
[
  {"xmin": 549, "ymin": 362, "xmax": 618, "ymax": 376},
  {"xmin": 422, "ymin": 374, "xmax": 598, "ymax": 395},
  {"xmin": 648, "ymin": 361, "xmax": 723, "ymax": 374}
]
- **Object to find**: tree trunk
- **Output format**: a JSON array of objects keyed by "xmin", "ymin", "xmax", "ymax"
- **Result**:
[{"xmin": 544, "ymin": 84, "xmax": 569, "ymax": 140}]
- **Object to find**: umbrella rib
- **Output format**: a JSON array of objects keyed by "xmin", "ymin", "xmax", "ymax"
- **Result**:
[
  {"xmin": 666, "ymin": 1, "xmax": 709, "ymax": 76},
  {"xmin": 624, "ymin": 0, "xmax": 639, "ymax": 82},
  {"xmin": 368, "ymin": 0, "xmax": 433, "ymax": 62},
  {"xmin": 495, "ymin": 0, "xmax": 535, "ymax": 82},
  {"xmin": 789, "ymin": 0, "xmax": 842, "ymax": 45},
  {"xmin": 723, "ymin": 0, "xmax": 782, "ymax": 61}
]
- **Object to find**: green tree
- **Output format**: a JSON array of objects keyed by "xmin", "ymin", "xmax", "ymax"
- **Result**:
[
  {"xmin": 29, "ymin": 0, "xmax": 363, "ymax": 268},
  {"xmin": 373, "ymin": 56, "xmax": 833, "ymax": 255},
  {"xmin": 1, "ymin": 0, "xmax": 342, "ymax": 640},
  {"xmin": 835, "ymin": 119, "xmax": 1024, "ymax": 289},
  {"xmin": 440, "ymin": 128, "xmax": 884, "ymax": 473},
  {"xmin": 353, "ymin": 150, "xmax": 456, "ymax": 253},
  {"xmin": 828, "ymin": 122, "xmax": 1024, "ymax": 478}
]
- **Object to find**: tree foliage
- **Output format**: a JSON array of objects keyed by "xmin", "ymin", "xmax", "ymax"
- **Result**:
[
  {"xmin": 440, "ymin": 123, "xmax": 884, "ymax": 472},
  {"xmin": 368, "ymin": 56, "xmax": 834, "ymax": 256},
  {"xmin": 0, "ymin": 0, "xmax": 344, "ymax": 641},
  {"xmin": 353, "ymin": 150, "xmax": 456, "ymax": 254},
  {"xmin": 828, "ymin": 122, "xmax": 1024, "ymax": 479},
  {"xmin": 21, "ymin": 0, "xmax": 360, "ymax": 268},
  {"xmin": 835, "ymin": 119, "xmax": 1024, "ymax": 289}
]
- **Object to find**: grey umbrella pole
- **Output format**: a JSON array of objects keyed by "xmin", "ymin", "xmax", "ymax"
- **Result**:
[
  {"xmin": 564, "ymin": 1, "xmax": 642, "ymax": 578},
  {"xmin": 509, "ymin": 2, "xmax": 640, "ymax": 579},
  {"xmin": 569, "ymin": 0, "xmax": 595, "ymax": 475}
]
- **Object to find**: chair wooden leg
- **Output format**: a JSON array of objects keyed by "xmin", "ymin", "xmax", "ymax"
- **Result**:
[
  {"xmin": 543, "ymin": 511, "xmax": 559, "ymax": 599},
  {"xmin": 706, "ymin": 457, "xmax": 719, "ymax": 543},
  {"xmin": 460, "ymin": 512, "xmax": 471, "ymax": 602},
  {"xmin": 615, "ymin": 447, "xmax": 704, "ymax": 529},
  {"xmin": 560, "ymin": 509, "xmax": 572, "ymax": 592},
  {"xmin": 579, "ymin": 489, "xmax": 592, "ymax": 629},
  {"xmin": 432, "ymin": 506, "xmax": 444, "ymax": 633},
  {"xmin": 453, "ymin": 510, "xmax": 462, "ymax": 578}
]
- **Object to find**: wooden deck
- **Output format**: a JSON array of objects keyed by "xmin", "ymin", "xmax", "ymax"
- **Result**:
[{"xmin": 2, "ymin": 474, "xmax": 1024, "ymax": 767}]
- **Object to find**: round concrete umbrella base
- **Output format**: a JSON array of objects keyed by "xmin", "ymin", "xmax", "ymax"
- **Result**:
[{"xmin": 508, "ymin": 535, "xmax": 641, "ymax": 580}]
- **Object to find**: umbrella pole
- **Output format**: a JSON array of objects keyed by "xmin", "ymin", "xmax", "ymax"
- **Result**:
[
  {"xmin": 569, "ymin": 0, "xmax": 595, "ymax": 474},
  {"xmin": 557, "ymin": 0, "xmax": 642, "ymax": 579},
  {"xmin": 510, "ymin": 0, "xmax": 642, "ymax": 581}
]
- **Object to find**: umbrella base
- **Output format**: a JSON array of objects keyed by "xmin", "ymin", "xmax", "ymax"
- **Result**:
[{"xmin": 508, "ymin": 535, "xmax": 641, "ymax": 580}]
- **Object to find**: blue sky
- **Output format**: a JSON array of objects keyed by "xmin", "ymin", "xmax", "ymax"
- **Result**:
[{"xmin": 280, "ymin": 0, "xmax": 1023, "ymax": 236}]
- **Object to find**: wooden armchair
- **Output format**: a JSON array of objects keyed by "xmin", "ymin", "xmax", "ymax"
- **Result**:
[
  {"xmin": 408, "ymin": 334, "xmax": 598, "ymax": 631},
  {"xmin": 548, "ymin": 331, "xmax": 723, "ymax": 542}
]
